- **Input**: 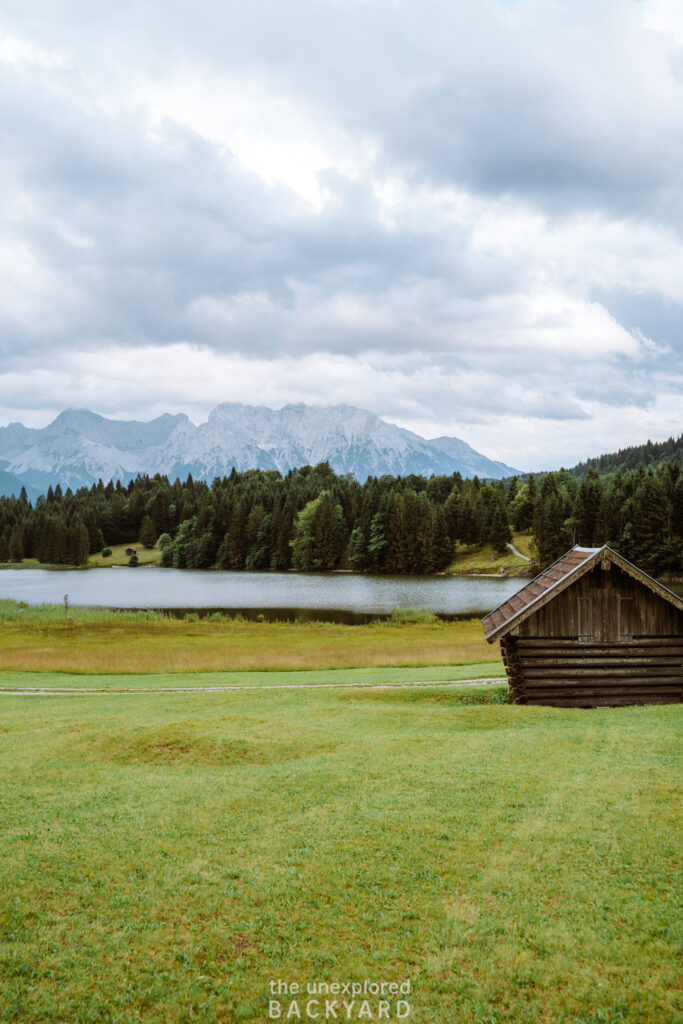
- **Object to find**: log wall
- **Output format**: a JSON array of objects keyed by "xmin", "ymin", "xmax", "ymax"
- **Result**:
[{"xmin": 502, "ymin": 636, "xmax": 683, "ymax": 707}]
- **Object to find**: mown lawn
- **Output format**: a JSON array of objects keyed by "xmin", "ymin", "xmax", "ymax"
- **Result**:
[
  {"xmin": 0, "ymin": 662, "xmax": 504, "ymax": 690},
  {"xmin": 0, "ymin": 687, "xmax": 680, "ymax": 1023}
]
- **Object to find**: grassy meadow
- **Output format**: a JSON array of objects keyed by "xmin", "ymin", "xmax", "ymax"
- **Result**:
[
  {"xmin": 88, "ymin": 542, "xmax": 164, "ymax": 567},
  {"xmin": 0, "ymin": 602, "xmax": 496, "ymax": 675},
  {"xmin": 0, "ymin": 687, "xmax": 681, "ymax": 1023},
  {"xmin": 448, "ymin": 531, "xmax": 533, "ymax": 576}
]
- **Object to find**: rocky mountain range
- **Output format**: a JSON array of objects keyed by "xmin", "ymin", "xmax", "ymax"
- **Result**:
[{"xmin": 0, "ymin": 404, "xmax": 520, "ymax": 498}]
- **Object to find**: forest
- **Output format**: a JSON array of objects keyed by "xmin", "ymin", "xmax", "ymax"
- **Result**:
[
  {"xmin": 0, "ymin": 458, "xmax": 681, "ymax": 576},
  {"xmin": 563, "ymin": 433, "xmax": 682, "ymax": 479}
]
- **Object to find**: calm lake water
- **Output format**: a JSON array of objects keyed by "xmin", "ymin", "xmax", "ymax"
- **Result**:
[{"xmin": 0, "ymin": 567, "xmax": 526, "ymax": 621}]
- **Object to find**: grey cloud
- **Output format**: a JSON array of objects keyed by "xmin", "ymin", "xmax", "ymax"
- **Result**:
[
  {"xmin": 7, "ymin": 0, "xmax": 682, "ymax": 228},
  {"xmin": 0, "ymin": 0, "xmax": 680, "ymax": 463},
  {"xmin": 0, "ymin": 65, "xmax": 528, "ymax": 361},
  {"xmin": 591, "ymin": 288, "xmax": 683, "ymax": 356}
]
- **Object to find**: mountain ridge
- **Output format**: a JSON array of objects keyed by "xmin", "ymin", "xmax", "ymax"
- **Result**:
[{"xmin": 0, "ymin": 403, "xmax": 520, "ymax": 496}]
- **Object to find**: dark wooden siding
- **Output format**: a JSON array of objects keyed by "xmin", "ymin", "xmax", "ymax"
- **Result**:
[
  {"xmin": 503, "ymin": 564, "xmax": 682, "ymax": 706},
  {"xmin": 515, "ymin": 564, "xmax": 681, "ymax": 642}
]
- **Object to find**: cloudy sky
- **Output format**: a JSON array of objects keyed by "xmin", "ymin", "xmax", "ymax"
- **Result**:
[{"xmin": 1, "ymin": 0, "xmax": 681, "ymax": 470}]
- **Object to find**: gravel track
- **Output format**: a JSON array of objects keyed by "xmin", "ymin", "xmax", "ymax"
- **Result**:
[{"xmin": 0, "ymin": 677, "xmax": 504, "ymax": 696}]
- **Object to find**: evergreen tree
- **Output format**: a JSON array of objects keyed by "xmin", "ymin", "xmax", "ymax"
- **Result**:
[
  {"xmin": 432, "ymin": 507, "xmax": 453, "ymax": 570},
  {"xmin": 67, "ymin": 518, "xmax": 90, "ymax": 566},
  {"xmin": 196, "ymin": 531, "xmax": 218, "ymax": 569},
  {"xmin": 348, "ymin": 527, "xmax": 368, "ymax": 571},
  {"xmin": 229, "ymin": 501, "xmax": 249, "ymax": 570},
  {"xmin": 246, "ymin": 515, "xmax": 273, "ymax": 570},
  {"xmin": 8, "ymin": 524, "xmax": 23, "ymax": 563},
  {"xmin": 576, "ymin": 466, "xmax": 601, "ymax": 545},
  {"xmin": 367, "ymin": 511, "xmax": 388, "ymax": 571},
  {"xmin": 140, "ymin": 515, "xmax": 157, "ymax": 549},
  {"xmin": 489, "ymin": 498, "xmax": 512, "ymax": 554},
  {"xmin": 173, "ymin": 517, "xmax": 199, "ymax": 568}
]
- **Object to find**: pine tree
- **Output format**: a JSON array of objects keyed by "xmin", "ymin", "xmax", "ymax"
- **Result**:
[
  {"xmin": 67, "ymin": 519, "xmax": 90, "ymax": 565},
  {"xmin": 367, "ymin": 510, "xmax": 388, "ymax": 571},
  {"xmin": 196, "ymin": 531, "xmax": 218, "ymax": 568},
  {"xmin": 229, "ymin": 502, "xmax": 249, "ymax": 570},
  {"xmin": 8, "ymin": 524, "xmax": 23, "ymax": 563},
  {"xmin": 533, "ymin": 476, "xmax": 566, "ymax": 567},
  {"xmin": 349, "ymin": 527, "xmax": 368, "ymax": 570},
  {"xmin": 489, "ymin": 498, "xmax": 511, "ymax": 554},
  {"xmin": 173, "ymin": 517, "xmax": 199, "ymax": 568},
  {"xmin": 630, "ymin": 472, "xmax": 668, "ymax": 570},
  {"xmin": 51, "ymin": 517, "xmax": 68, "ymax": 565},
  {"xmin": 432, "ymin": 506, "xmax": 453, "ymax": 570},
  {"xmin": 577, "ymin": 467, "xmax": 601, "ymax": 545},
  {"xmin": 246, "ymin": 515, "xmax": 273, "ymax": 570},
  {"xmin": 140, "ymin": 515, "xmax": 157, "ymax": 549}
]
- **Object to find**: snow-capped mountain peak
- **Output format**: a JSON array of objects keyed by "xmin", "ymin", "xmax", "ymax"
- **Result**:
[{"xmin": 0, "ymin": 403, "xmax": 520, "ymax": 497}]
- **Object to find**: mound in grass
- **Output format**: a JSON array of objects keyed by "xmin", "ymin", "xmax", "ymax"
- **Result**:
[{"xmin": 89, "ymin": 724, "xmax": 335, "ymax": 766}]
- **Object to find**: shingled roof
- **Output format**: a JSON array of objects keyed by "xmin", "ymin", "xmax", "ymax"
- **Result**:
[{"xmin": 481, "ymin": 545, "xmax": 683, "ymax": 643}]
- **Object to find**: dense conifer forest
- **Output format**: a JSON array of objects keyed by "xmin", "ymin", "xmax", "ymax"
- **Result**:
[
  {"xmin": 562, "ymin": 433, "xmax": 682, "ymax": 479},
  {"xmin": 0, "ymin": 456, "xmax": 681, "ymax": 576}
]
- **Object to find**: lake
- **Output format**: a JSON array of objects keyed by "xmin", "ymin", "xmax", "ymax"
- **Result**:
[{"xmin": 0, "ymin": 567, "xmax": 526, "ymax": 622}]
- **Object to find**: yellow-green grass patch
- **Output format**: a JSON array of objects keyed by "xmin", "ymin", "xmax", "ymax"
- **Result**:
[
  {"xmin": 0, "ymin": 612, "xmax": 496, "ymax": 674},
  {"xmin": 510, "ymin": 530, "xmax": 534, "ymax": 558},
  {"xmin": 448, "ymin": 533, "xmax": 531, "ymax": 576},
  {"xmin": 88, "ymin": 541, "xmax": 163, "ymax": 566}
]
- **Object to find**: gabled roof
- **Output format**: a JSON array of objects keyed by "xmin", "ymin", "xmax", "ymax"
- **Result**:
[{"xmin": 481, "ymin": 545, "xmax": 683, "ymax": 643}]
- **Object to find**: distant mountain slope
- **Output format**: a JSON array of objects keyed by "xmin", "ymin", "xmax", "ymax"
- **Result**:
[
  {"xmin": 564, "ymin": 433, "xmax": 682, "ymax": 479},
  {"xmin": 0, "ymin": 468, "xmax": 40, "ymax": 501},
  {"xmin": 0, "ymin": 403, "xmax": 520, "ymax": 495},
  {"xmin": 0, "ymin": 410, "xmax": 189, "ymax": 494}
]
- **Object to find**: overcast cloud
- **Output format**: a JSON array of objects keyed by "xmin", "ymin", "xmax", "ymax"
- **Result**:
[{"xmin": 0, "ymin": 0, "xmax": 681, "ymax": 470}]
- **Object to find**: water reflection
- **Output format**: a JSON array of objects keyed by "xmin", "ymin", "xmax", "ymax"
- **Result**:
[{"xmin": 0, "ymin": 567, "xmax": 527, "ymax": 619}]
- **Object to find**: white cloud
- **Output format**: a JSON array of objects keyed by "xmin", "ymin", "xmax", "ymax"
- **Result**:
[
  {"xmin": 644, "ymin": 0, "xmax": 683, "ymax": 46},
  {"xmin": 0, "ymin": 31, "xmax": 64, "ymax": 69},
  {"xmin": 132, "ymin": 71, "xmax": 375, "ymax": 209}
]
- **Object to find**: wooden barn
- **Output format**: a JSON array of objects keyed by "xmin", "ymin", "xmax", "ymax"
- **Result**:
[{"xmin": 482, "ymin": 545, "xmax": 683, "ymax": 707}]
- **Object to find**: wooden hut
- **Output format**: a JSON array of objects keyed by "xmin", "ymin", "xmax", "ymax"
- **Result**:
[{"xmin": 481, "ymin": 545, "xmax": 683, "ymax": 707}]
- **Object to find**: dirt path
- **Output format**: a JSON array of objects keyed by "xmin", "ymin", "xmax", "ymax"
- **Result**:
[
  {"xmin": 507, "ymin": 542, "xmax": 531, "ymax": 561},
  {"xmin": 0, "ymin": 678, "xmax": 504, "ymax": 696}
]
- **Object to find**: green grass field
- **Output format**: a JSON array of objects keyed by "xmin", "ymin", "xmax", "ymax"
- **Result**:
[
  {"xmin": 0, "ymin": 662, "xmax": 505, "ymax": 691},
  {"xmin": 0, "ymin": 687, "xmax": 680, "ymax": 1023}
]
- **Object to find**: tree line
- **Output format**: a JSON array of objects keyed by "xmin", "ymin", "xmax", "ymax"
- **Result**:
[
  {"xmin": 563, "ymin": 433, "xmax": 682, "ymax": 479},
  {"xmin": 0, "ymin": 459, "xmax": 680, "ymax": 575}
]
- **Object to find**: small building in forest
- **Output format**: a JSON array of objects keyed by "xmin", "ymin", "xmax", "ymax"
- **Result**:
[{"xmin": 481, "ymin": 545, "xmax": 683, "ymax": 707}]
